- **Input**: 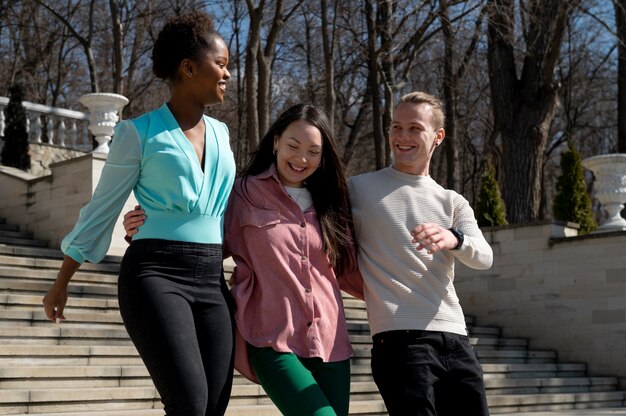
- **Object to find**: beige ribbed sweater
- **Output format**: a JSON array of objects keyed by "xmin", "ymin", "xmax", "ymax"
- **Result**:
[{"xmin": 348, "ymin": 167, "xmax": 493, "ymax": 336}]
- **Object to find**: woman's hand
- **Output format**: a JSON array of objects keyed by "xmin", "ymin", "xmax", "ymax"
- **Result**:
[
  {"xmin": 42, "ymin": 255, "xmax": 80, "ymax": 323},
  {"xmin": 123, "ymin": 205, "xmax": 146, "ymax": 243},
  {"xmin": 42, "ymin": 281, "xmax": 68, "ymax": 323}
]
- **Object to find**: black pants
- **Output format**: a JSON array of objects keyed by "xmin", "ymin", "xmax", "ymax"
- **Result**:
[
  {"xmin": 118, "ymin": 239, "xmax": 235, "ymax": 416},
  {"xmin": 371, "ymin": 330, "xmax": 490, "ymax": 416}
]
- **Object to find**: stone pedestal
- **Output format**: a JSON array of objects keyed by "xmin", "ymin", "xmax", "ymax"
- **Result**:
[
  {"xmin": 78, "ymin": 93, "xmax": 129, "ymax": 154},
  {"xmin": 582, "ymin": 153, "xmax": 626, "ymax": 232}
]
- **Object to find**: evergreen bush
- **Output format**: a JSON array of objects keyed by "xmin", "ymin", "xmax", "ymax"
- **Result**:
[
  {"xmin": 1, "ymin": 83, "xmax": 30, "ymax": 170},
  {"xmin": 553, "ymin": 141, "xmax": 596, "ymax": 234},
  {"xmin": 475, "ymin": 162, "xmax": 508, "ymax": 227}
]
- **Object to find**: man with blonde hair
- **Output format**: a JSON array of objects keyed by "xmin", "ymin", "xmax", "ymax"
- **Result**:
[{"xmin": 348, "ymin": 90, "xmax": 493, "ymax": 415}]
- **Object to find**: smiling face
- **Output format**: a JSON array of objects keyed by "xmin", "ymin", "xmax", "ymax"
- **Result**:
[
  {"xmin": 389, "ymin": 101, "xmax": 445, "ymax": 176},
  {"xmin": 273, "ymin": 120, "xmax": 323, "ymax": 188},
  {"xmin": 188, "ymin": 37, "xmax": 230, "ymax": 106}
]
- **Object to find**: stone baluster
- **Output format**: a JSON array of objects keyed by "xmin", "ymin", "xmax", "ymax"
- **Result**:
[
  {"xmin": 32, "ymin": 115, "xmax": 42, "ymax": 143},
  {"xmin": 0, "ymin": 109, "xmax": 5, "ymax": 136},
  {"xmin": 46, "ymin": 117, "xmax": 54, "ymax": 144},
  {"xmin": 58, "ymin": 119, "xmax": 66, "ymax": 147},
  {"xmin": 69, "ymin": 121, "xmax": 78, "ymax": 148}
]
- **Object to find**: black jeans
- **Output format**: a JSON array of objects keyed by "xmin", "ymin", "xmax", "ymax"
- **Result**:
[
  {"xmin": 371, "ymin": 330, "xmax": 489, "ymax": 416},
  {"xmin": 118, "ymin": 239, "xmax": 235, "ymax": 416}
]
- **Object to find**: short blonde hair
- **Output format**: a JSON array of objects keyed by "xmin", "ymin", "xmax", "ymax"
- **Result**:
[{"xmin": 398, "ymin": 91, "xmax": 445, "ymax": 131}]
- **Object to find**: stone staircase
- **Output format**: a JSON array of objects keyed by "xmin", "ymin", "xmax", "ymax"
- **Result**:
[{"xmin": 0, "ymin": 217, "xmax": 624, "ymax": 416}]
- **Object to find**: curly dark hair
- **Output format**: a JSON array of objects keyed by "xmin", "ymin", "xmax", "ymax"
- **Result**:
[
  {"xmin": 152, "ymin": 11, "xmax": 222, "ymax": 80},
  {"xmin": 240, "ymin": 104, "xmax": 357, "ymax": 275}
]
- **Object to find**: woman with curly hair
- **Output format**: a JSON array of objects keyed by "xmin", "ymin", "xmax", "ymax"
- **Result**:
[{"xmin": 42, "ymin": 11, "xmax": 236, "ymax": 415}]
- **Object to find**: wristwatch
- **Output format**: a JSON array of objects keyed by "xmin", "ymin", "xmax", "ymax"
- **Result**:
[{"xmin": 449, "ymin": 227, "xmax": 464, "ymax": 250}]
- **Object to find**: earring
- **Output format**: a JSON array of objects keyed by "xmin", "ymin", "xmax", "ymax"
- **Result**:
[{"xmin": 273, "ymin": 148, "xmax": 277, "ymax": 155}]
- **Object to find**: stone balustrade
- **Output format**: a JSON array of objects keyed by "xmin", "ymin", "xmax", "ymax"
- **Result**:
[{"xmin": 0, "ymin": 97, "xmax": 90, "ymax": 151}]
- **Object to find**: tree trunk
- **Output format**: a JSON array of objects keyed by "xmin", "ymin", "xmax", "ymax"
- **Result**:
[
  {"xmin": 616, "ymin": 0, "xmax": 626, "ymax": 153},
  {"xmin": 379, "ymin": 0, "xmax": 393, "ymax": 167},
  {"xmin": 245, "ymin": 0, "xmax": 263, "ymax": 151},
  {"xmin": 487, "ymin": 0, "xmax": 575, "ymax": 222},
  {"xmin": 109, "ymin": 0, "xmax": 124, "ymax": 95},
  {"xmin": 440, "ymin": 0, "xmax": 460, "ymax": 191},
  {"xmin": 365, "ymin": 0, "xmax": 384, "ymax": 170},
  {"xmin": 321, "ymin": 0, "xmax": 336, "ymax": 131}
]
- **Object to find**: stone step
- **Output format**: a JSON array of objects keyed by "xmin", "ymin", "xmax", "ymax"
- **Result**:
[
  {"xmin": 0, "ymin": 265, "xmax": 118, "ymax": 285},
  {"xmin": 469, "ymin": 325, "xmax": 502, "ymax": 336},
  {"xmin": 0, "ymin": 293, "xmax": 119, "ymax": 312},
  {"xmin": 0, "ymin": 344, "xmax": 140, "ymax": 366},
  {"xmin": 487, "ymin": 391, "xmax": 626, "ymax": 413},
  {"xmin": 0, "ymin": 340, "xmax": 592, "ymax": 381},
  {"xmin": 0, "ymin": 326, "xmax": 134, "ymax": 346},
  {"xmin": 0, "ymin": 223, "xmax": 20, "ymax": 232},
  {"xmin": 0, "ymin": 329, "xmax": 378, "ymax": 350},
  {"xmin": 0, "ymin": 236, "xmax": 48, "ymax": 248},
  {"xmin": 1, "ymin": 411, "xmax": 163, "ymax": 416},
  {"xmin": 485, "ymin": 377, "xmax": 620, "ymax": 394},
  {"xmin": 0, "ymin": 380, "xmax": 384, "ymax": 410},
  {"xmin": 0, "ymin": 309, "xmax": 124, "ymax": 328},
  {"xmin": 0, "ymin": 399, "xmax": 391, "ymax": 416},
  {"xmin": 0, "ymin": 244, "xmax": 122, "ymax": 264},
  {"xmin": 0, "ymin": 229, "xmax": 33, "ymax": 240},
  {"xmin": 0, "ymin": 386, "xmax": 159, "ymax": 414},
  {"xmin": 476, "ymin": 349, "xmax": 557, "ymax": 364},
  {"xmin": 0, "ymin": 254, "xmax": 121, "ymax": 274},
  {"xmin": 497, "ymin": 408, "xmax": 626, "ymax": 416},
  {"xmin": 483, "ymin": 363, "xmax": 588, "ymax": 378},
  {"xmin": 0, "ymin": 278, "xmax": 117, "ymax": 298}
]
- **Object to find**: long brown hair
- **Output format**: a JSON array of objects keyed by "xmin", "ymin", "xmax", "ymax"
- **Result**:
[{"xmin": 241, "ymin": 104, "xmax": 356, "ymax": 274}]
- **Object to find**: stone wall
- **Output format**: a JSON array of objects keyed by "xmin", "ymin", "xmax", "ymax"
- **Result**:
[
  {"xmin": 28, "ymin": 143, "xmax": 87, "ymax": 177},
  {"xmin": 455, "ymin": 223, "xmax": 626, "ymax": 387},
  {"xmin": 0, "ymin": 154, "xmax": 137, "ymax": 257}
]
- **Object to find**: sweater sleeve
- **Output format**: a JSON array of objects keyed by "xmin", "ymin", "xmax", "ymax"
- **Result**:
[
  {"xmin": 450, "ymin": 195, "xmax": 493, "ymax": 270},
  {"xmin": 61, "ymin": 120, "xmax": 142, "ymax": 264}
]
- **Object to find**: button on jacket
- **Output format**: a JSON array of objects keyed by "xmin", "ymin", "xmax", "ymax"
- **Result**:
[{"xmin": 224, "ymin": 165, "xmax": 362, "ymax": 381}]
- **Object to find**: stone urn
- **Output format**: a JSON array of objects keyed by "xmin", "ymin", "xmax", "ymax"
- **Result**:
[
  {"xmin": 582, "ymin": 153, "xmax": 626, "ymax": 232},
  {"xmin": 78, "ymin": 93, "xmax": 129, "ymax": 154}
]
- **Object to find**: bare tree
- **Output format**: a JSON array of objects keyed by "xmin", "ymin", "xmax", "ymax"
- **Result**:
[
  {"xmin": 364, "ymin": 0, "xmax": 385, "ymax": 169},
  {"xmin": 616, "ymin": 0, "xmax": 626, "ymax": 152},
  {"xmin": 321, "ymin": 0, "xmax": 337, "ymax": 131},
  {"xmin": 109, "ymin": 0, "xmax": 124, "ymax": 94},
  {"xmin": 487, "ymin": 0, "xmax": 580, "ymax": 223},
  {"xmin": 36, "ymin": 0, "xmax": 100, "ymax": 93},
  {"xmin": 439, "ymin": 0, "xmax": 485, "ymax": 192}
]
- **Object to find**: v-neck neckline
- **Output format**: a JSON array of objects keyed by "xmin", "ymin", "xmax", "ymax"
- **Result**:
[{"xmin": 160, "ymin": 103, "xmax": 209, "ymax": 178}]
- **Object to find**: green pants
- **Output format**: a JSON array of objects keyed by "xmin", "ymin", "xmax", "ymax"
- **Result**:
[{"xmin": 247, "ymin": 344, "xmax": 351, "ymax": 416}]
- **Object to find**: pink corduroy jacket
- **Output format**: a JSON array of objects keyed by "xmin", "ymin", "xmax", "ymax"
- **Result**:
[{"xmin": 223, "ymin": 165, "xmax": 364, "ymax": 383}]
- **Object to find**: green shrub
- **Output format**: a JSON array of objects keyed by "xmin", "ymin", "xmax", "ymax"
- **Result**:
[
  {"xmin": 1, "ymin": 83, "xmax": 31, "ymax": 171},
  {"xmin": 553, "ymin": 142, "xmax": 596, "ymax": 234},
  {"xmin": 476, "ymin": 162, "xmax": 508, "ymax": 227}
]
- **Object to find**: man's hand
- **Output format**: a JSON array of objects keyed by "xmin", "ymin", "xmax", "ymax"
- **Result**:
[
  {"xmin": 411, "ymin": 223, "xmax": 459, "ymax": 254},
  {"xmin": 123, "ymin": 205, "xmax": 145, "ymax": 243}
]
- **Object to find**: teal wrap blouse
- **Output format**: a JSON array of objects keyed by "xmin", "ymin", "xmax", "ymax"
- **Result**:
[{"xmin": 61, "ymin": 103, "xmax": 236, "ymax": 264}]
